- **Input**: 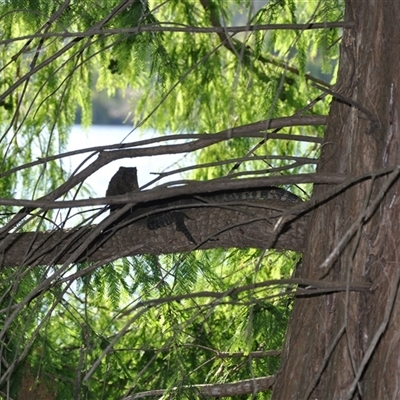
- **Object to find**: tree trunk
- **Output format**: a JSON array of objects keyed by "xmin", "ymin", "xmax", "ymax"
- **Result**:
[{"xmin": 273, "ymin": 1, "xmax": 400, "ymax": 399}]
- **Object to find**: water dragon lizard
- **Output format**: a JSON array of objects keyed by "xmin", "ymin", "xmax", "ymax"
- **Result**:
[{"xmin": 106, "ymin": 167, "xmax": 302, "ymax": 245}]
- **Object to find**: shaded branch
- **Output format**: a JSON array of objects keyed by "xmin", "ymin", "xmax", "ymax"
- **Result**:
[
  {"xmin": 124, "ymin": 375, "xmax": 276, "ymax": 399},
  {"xmin": 1, "ymin": 195, "xmax": 309, "ymax": 267},
  {"xmin": 119, "ymin": 278, "xmax": 371, "ymax": 316},
  {"xmin": 3, "ymin": 162, "xmax": 395, "ymax": 268}
]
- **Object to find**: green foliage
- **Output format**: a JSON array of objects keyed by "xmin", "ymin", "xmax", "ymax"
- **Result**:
[
  {"xmin": 0, "ymin": 0, "xmax": 169, "ymax": 218},
  {"xmin": 0, "ymin": 1, "xmax": 343, "ymax": 398},
  {"xmin": 4, "ymin": 249, "xmax": 293, "ymax": 399},
  {"xmin": 132, "ymin": 0, "xmax": 342, "ymax": 134}
]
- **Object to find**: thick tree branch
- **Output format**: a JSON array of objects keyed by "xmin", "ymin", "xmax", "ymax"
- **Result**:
[{"xmin": 1, "ymin": 197, "xmax": 309, "ymax": 267}]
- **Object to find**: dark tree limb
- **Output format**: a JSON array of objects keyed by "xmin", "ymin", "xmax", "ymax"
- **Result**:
[{"xmin": 1, "ymin": 198, "xmax": 309, "ymax": 268}]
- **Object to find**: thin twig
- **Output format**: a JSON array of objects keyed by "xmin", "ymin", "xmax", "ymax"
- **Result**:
[
  {"xmin": 0, "ymin": 22, "xmax": 356, "ymax": 46},
  {"xmin": 0, "ymin": 172, "xmax": 345, "ymax": 210}
]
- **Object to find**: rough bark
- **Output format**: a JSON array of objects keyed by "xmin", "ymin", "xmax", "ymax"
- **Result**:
[
  {"xmin": 273, "ymin": 1, "xmax": 400, "ymax": 399},
  {"xmin": 0, "ymin": 171, "xmax": 349, "ymax": 268},
  {"xmin": 1, "ymin": 196, "xmax": 308, "ymax": 267}
]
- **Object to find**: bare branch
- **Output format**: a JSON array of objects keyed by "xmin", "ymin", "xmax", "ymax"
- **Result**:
[
  {"xmin": 123, "ymin": 375, "xmax": 276, "ymax": 398},
  {"xmin": 0, "ymin": 172, "xmax": 344, "ymax": 209},
  {"xmin": 0, "ymin": 22, "xmax": 355, "ymax": 46}
]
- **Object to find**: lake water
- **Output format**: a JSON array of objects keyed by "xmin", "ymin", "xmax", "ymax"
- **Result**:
[{"xmin": 68, "ymin": 125, "xmax": 188, "ymax": 197}]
